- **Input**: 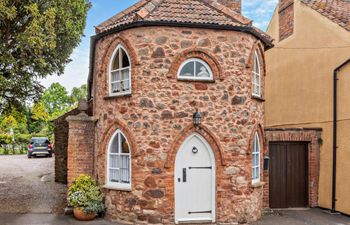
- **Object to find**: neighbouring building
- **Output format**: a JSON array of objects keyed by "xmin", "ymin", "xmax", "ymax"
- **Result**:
[
  {"xmin": 265, "ymin": 0, "xmax": 350, "ymax": 215},
  {"xmin": 61, "ymin": 0, "xmax": 274, "ymax": 224}
]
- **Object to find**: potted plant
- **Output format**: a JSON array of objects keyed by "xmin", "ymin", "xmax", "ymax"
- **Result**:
[{"xmin": 67, "ymin": 174, "xmax": 105, "ymax": 221}]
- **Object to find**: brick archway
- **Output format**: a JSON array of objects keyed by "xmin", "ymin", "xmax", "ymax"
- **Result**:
[{"xmin": 165, "ymin": 123, "xmax": 226, "ymax": 169}]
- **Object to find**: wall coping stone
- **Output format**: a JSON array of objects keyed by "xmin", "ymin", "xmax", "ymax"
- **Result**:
[
  {"xmin": 66, "ymin": 113, "xmax": 98, "ymax": 122},
  {"xmin": 265, "ymin": 127, "xmax": 323, "ymax": 132}
]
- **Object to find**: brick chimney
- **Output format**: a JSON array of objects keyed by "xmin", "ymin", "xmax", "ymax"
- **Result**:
[
  {"xmin": 279, "ymin": 0, "xmax": 294, "ymax": 41},
  {"xmin": 207, "ymin": 0, "xmax": 242, "ymax": 14}
]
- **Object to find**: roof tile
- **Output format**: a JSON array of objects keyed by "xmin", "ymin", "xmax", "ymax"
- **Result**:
[{"xmin": 301, "ymin": 0, "xmax": 350, "ymax": 32}]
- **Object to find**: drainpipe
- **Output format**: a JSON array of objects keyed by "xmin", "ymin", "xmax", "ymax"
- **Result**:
[{"xmin": 332, "ymin": 58, "xmax": 350, "ymax": 213}]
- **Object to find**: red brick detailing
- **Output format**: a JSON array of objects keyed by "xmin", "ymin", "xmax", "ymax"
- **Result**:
[
  {"xmin": 263, "ymin": 128, "xmax": 322, "ymax": 208},
  {"xmin": 99, "ymin": 34, "xmax": 139, "ymax": 98},
  {"xmin": 66, "ymin": 113, "xmax": 97, "ymax": 185},
  {"xmin": 168, "ymin": 48, "xmax": 223, "ymax": 81},
  {"xmin": 165, "ymin": 124, "xmax": 226, "ymax": 169},
  {"xmin": 247, "ymin": 124, "xmax": 265, "ymax": 187},
  {"xmin": 279, "ymin": 0, "xmax": 294, "ymax": 41}
]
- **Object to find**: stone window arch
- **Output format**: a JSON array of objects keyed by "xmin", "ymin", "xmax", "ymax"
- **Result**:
[
  {"xmin": 106, "ymin": 129, "xmax": 131, "ymax": 190},
  {"xmin": 109, "ymin": 45, "xmax": 131, "ymax": 96}
]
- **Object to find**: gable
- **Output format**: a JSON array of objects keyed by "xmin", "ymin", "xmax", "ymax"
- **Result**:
[{"xmin": 301, "ymin": 0, "xmax": 350, "ymax": 32}]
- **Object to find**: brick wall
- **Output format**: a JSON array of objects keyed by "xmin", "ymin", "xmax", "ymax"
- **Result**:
[
  {"xmin": 264, "ymin": 128, "xmax": 322, "ymax": 208},
  {"xmin": 92, "ymin": 26, "xmax": 266, "ymax": 224},
  {"xmin": 279, "ymin": 0, "xmax": 294, "ymax": 41},
  {"xmin": 54, "ymin": 108, "xmax": 80, "ymax": 184},
  {"xmin": 66, "ymin": 112, "xmax": 97, "ymax": 185}
]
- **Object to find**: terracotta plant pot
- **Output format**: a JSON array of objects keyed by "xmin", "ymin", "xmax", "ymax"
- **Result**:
[{"xmin": 73, "ymin": 208, "xmax": 96, "ymax": 221}]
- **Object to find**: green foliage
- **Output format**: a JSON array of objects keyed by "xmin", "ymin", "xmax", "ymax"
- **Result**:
[
  {"xmin": 70, "ymin": 84, "xmax": 88, "ymax": 104},
  {"xmin": 41, "ymin": 82, "xmax": 74, "ymax": 120},
  {"xmin": 68, "ymin": 175, "xmax": 105, "ymax": 214},
  {"xmin": 0, "ymin": 0, "xmax": 91, "ymax": 112}
]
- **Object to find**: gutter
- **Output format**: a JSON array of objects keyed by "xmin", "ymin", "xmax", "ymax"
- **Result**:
[
  {"xmin": 87, "ymin": 21, "xmax": 274, "ymax": 99},
  {"xmin": 332, "ymin": 57, "xmax": 350, "ymax": 212}
]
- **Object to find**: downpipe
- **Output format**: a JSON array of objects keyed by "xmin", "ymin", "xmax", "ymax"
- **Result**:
[{"xmin": 332, "ymin": 58, "xmax": 350, "ymax": 213}]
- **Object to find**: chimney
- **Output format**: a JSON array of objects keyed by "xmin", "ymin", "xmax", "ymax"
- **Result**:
[
  {"xmin": 207, "ymin": 0, "xmax": 242, "ymax": 14},
  {"xmin": 279, "ymin": 0, "xmax": 294, "ymax": 41}
]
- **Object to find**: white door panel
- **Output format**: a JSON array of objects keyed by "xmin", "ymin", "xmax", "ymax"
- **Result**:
[{"xmin": 175, "ymin": 133, "xmax": 216, "ymax": 223}]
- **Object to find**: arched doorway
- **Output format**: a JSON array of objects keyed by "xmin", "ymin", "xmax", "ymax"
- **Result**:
[{"xmin": 174, "ymin": 133, "xmax": 216, "ymax": 223}]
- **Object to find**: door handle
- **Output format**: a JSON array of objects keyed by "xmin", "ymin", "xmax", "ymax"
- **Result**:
[{"xmin": 183, "ymin": 168, "xmax": 187, "ymax": 182}]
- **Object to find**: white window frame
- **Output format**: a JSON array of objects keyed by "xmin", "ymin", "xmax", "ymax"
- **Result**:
[
  {"xmin": 252, "ymin": 132, "xmax": 261, "ymax": 184},
  {"xmin": 177, "ymin": 58, "xmax": 213, "ymax": 81},
  {"xmin": 105, "ymin": 130, "xmax": 132, "ymax": 191},
  {"xmin": 252, "ymin": 51, "xmax": 261, "ymax": 97},
  {"xmin": 109, "ymin": 45, "xmax": 132, "ymax": 97}
]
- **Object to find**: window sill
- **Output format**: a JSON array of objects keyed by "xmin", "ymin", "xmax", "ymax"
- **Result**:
[
  {"xmin": 104, "ymin": 93, "xmax": 132, "ymax": 100},
  {"xmin": 177, "ymin": 78, "xmax": 215, "ymax": 83},
  {"xmin": 252, "ymin": 95, "xmax": 265, "ymax": 102},
  {"xmin": 251, "ymin": 181, "xmax": 265, "ymax": 188},
  {"xmin": 103, "ymin": 184, "xmax": 132, "ymax": 192}
]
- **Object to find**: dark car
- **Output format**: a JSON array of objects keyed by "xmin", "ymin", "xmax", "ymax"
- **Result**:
[{"xmin": 27, "ymin": 137, "xmax": 53, "ymax": 158}]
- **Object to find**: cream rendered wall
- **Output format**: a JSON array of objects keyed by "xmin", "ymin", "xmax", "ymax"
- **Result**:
[{"xmin": 265, "ymin": 0, "xmax": 350, "ymax": 214}]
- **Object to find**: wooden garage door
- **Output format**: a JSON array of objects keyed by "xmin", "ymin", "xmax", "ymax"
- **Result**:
[{"xmin": 269, "ymin": 142, "xmax": 308, "ymax": 208}]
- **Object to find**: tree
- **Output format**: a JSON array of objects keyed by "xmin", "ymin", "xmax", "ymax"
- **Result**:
[
  {"xmin": 41, "ymin": 82, "xmax": 72, "ymax": 119},
  {"xmin": 0, "ymin": 0, "xmax": 91, "ymax": 112},
  {"xmin": 70, "ymin": 84, "xmax": 88, "ymax": 104}
]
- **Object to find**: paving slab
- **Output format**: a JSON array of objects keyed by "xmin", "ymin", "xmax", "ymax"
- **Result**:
[{"xmin": 253, "ymin": 208, "xmax": 350, "ymax": 225}]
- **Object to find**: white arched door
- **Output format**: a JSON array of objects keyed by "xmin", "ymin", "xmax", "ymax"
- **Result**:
[{"xmin": 175, "ymin": 133, "xmax": 216, "ymax": 224}]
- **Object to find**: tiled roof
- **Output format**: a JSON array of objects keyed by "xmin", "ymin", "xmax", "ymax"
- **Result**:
[
  {"xmin": 95, "ymin": 0, "xmax": 272, "ymax": 44},
  {"xmin": 301, "ymin": 0, "xmax": 350, "ymax": 32}
]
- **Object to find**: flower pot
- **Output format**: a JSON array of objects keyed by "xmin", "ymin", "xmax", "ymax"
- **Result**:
[{"xmin": 73, "ymin": 208, "xmax": 96, "ymax": 221}]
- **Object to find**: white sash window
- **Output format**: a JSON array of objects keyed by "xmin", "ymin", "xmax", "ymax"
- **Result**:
[
  {"xmin": 109, "ymin": 45, "xmax": 131, "ymax": 96},
  {"xmin": 106, "ymin": 130, "xmax": 131, "ymax": 190},
  {"xmin": 252, "ymin": 51, "xmax": 261, "ymax": 97},
  {"xmin": 252, "ymin": 132, "xmax": 261, "ymax": 184}
]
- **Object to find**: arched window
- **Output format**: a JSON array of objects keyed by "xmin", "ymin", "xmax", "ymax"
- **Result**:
[
  {"xmin": 109, "ymin": 45, "xmax": 131, "ymax": 96},
  {"xmin": 252, "ymin": 132, "xmax": 261, "ymax": 184},
  {"xmin": 106, "ymin": 130, "xmax": 131, "ymax": 190},
  {"xmin": 177, "ymin": 58, "xmax": 213, "ymax": 81},
  {"xmin": 252, "ymin": 51, "xmax": 261, "ymax": 97}
]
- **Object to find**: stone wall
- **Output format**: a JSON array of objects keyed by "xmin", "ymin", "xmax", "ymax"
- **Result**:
[
  {"xmin": 54, "ymin": 108, "xmax": 80, "ymax": 184},
  {"xmin": 263, "ymin": 128, "xmax": 322, "ymax": 208},
  {"xmin": 92, "ymin": 26, "xmax": 266, "ymax": 224},
  {"xmin": 279, "ymin": 0, "xmax": 294, "ymax": 41}
]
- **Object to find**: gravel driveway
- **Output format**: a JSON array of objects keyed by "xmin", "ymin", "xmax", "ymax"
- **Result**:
[{"xmin": 0, "ymin": 155, "xmax": 66, "ymax": 214}]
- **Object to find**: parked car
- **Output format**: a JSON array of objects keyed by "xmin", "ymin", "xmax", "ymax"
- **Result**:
[{"xmin": 27, "ymin": 137, "xmax": 53, "ymax": 158}]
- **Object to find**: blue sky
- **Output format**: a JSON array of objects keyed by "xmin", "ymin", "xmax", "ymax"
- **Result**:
[{"xmin": 41, "ymin": 0, "xmax": 278, "ymax": 92}]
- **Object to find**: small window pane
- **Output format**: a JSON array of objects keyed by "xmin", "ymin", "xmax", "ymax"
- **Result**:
[
  {"xmin": 195, "ymin": 62, "xmax": 210, "ymax": 77},
  {"xmin": 121, "ymin": 134, "xmax": 130, "ymax": 153},
  {"xmin": 112, "ymin": 49, "xmax": 120, "ymax": 70},
  {"xmin": 180, "ymin": 61, "xmax": 195, "ymax": 77},
  {"xmin": 110, "ymin": 134, "xmax": 119, "ymax": 153},
  {"xmin": 121, "ymin": 49, "xmax": 130, "ymax": 67}
]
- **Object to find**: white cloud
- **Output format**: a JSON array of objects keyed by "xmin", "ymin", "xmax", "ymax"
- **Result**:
[{"xmin": 40, "ymin": 45, "xmax": 90, "ymax": 93}]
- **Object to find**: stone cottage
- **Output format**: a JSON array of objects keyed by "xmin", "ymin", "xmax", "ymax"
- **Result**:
[{"xmin": 62, "ymin": 0, "xmax": 273, "ymax": 224}]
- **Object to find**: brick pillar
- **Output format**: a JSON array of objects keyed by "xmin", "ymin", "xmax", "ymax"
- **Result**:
[
  {"xmin": 66, "ymin": 102, "xmax": 97, "ymax": 186},
  {"xmin": 206, "ymin": 0, "xmax": 241, "ymax": 14},
  {"xmin": 279, "ymin": 0, "xmax": 294, "ymax": 41}
]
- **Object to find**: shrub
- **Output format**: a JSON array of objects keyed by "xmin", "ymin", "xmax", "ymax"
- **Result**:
[{"xmin": 67, "ymin": 175, "xmax": 105, "ymax": 214}]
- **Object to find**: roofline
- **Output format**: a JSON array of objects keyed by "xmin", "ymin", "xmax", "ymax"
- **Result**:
[{"xmin": 87, "ymin": 21, "xmax": 274, "ymax": 99}]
